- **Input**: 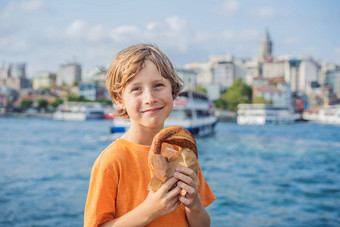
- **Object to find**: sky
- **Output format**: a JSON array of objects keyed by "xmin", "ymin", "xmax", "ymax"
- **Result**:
[{"xmin": 1, "ymin": 0, "xmax": 340, "ymax": 78}]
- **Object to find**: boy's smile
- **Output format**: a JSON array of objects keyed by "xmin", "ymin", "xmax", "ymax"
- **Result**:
[
  {"xmin": 141, "ymin": 107, "xmax": 163, "ymax": 114},
  {"xmin": 121, "ymin": 60, "xmax": 173, "ymax": 132}
]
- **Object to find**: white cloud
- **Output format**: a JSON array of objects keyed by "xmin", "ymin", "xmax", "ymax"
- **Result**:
[
  {"xmin": 46, "ymin": 18, "xmax": 182, "ymax": 47},
  {"xmin": 334, "ymin": 48, "xmax": 340, "ymax": 54},
  {"xmin": 6, "ymin": 0, "xmax": 44, "ymax": 11},
  {"xmin": 166, "ymin": 16, "xmax": 186, "ymax": 31},
  {"xmin": 253, "ymin": 7, "xmax": 275, "ymax": 19},
  {"xmin": 220, "ymin": 30, "xmax": 235, "ymax": 39},
  {"xmin": 0, "ymin": 36, "xmax": 30, "ymax": 53},
  {"xmin": 239, "ymin": 29, "xmax": 260, "ymax": 41},
  {"xmin": 146, "ymin": 22, "xmax": 157, "ymax": 31},
  {"xmin": 45, "ymin": 20, "xmax": 111, "ymax": 43},
  {"xmin": 0, "ymin": 0, "xmax": 45, "ymax": 28},
  {"xmin": 66, "ymin": 20, "xmax": 87, "ymax": 38},
  {"xmin": 87, "ymin": 25, "xmax": 106, "ymax": 42},
  {"xmin": 110, "ymin": 25, "xmax": 142, "ymax": 43},
  {"xmin": 283, "ymin": 37, "xmax": 301, "ymax": 45},
  {"xmin": 220, "ymin": 0, "xmax": 239, "ymax": 15}
]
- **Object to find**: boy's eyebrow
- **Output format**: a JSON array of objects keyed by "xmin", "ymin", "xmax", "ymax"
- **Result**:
[{"xmin": 127, "ymin": 78, "xmax": 167, "ymax": 87}]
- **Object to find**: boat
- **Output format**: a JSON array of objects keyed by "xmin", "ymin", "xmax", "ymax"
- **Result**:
[
  {"xmin": 111, "ymin": 90, "xmax": 218, "ymax": 136},
  {"xmin": 303, "ymin": 105, "xmax": 340, "ymax": 124},
  {"xmin": 53, "ymin": 102, "xmax": 104, "ymax": 121},
  {"xmin": 237, "ymin": 103, "xmax": 297, "ymax": 125}
]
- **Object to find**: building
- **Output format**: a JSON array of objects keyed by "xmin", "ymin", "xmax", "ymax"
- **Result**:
[
  {"xmin": 320, "ymin": 62, "xmax": 340, "ymax": 99},
  {"xmin": 184, "ymin": 54, "xmax": 247, "ymax": 91},
  {"xmin": 33, "ymin": 72, "xmax": 56, "ymax": 89},
  {"xmin": 253, "ymin": 82, "xmax": 292, "ymax": 108},
  {"xmin": 299, "ymin": 59, "xmax": 319, "ymax": 94},
  {"xmin": 0, "ymin": 62, "xmax": 30, "ymax": 90},
  {"xmin": 212, "ymin": 60, "xmax": 234, "ymax": 88},
  {"xmin": 83, "ymin": 66, "xmax": 107, "ymax": 86},
  {"xmin": 206, "ymin": 83, "xmax": 223, "ymax": 101},
  {"xmin": 79, "ymin": 83, "xmax": 108, "ymax": 101},
  {"xmin": 184, "ymin": 61, "xmax": 212, "ymax": 86},
  {"xmin": 176, "ymin": 68, "xmax": 196, "ymax": 91},
  {"xmin": 0, "ymin": 92, "xmax": 7, "ymax": 112},
  {"xmin": 259, "ymin": 29, "xmax": 273, "ymax": 62},
  {"xmin": 57, "ymin": 63, "xmax": 82, "ymax": 86}
]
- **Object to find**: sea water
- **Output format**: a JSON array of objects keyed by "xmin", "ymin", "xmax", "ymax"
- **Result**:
[{"xmin": 0, "ymin": 118, "xmax": 339, "ymax": 226}]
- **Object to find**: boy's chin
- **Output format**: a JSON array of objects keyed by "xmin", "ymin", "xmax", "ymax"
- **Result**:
[{"xmin": 141, "ymin": 121, "xmax": 165, "ymax": 130}]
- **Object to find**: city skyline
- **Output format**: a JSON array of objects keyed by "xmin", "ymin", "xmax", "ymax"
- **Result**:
[{"xmin": 1, "ymin": 0, "xmax": 340, "ymax": 78}]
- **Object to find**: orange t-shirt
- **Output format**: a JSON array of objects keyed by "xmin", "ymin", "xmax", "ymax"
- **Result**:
[{"xmin": 84, "ymin": 138, "xmax": 215, "ymax": 227}]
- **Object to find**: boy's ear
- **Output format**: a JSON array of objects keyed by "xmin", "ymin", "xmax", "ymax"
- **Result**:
[{"xmin": 114, "ymin": 98, "xmax": 124, "ymax": 109}]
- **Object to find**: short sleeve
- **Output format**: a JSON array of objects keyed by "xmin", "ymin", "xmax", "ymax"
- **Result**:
[
  {"xmin": 84, "ymin": 157, "xmax": 118, "ymax": 227},
  {"xmin": 197, "ymin": 166, "xmax": 216, "ymax": 207}
]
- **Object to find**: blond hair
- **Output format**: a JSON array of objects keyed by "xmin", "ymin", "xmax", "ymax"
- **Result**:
[{"xmin": 105, "ymin": 43, "xmax": 183, "ymax": 118}]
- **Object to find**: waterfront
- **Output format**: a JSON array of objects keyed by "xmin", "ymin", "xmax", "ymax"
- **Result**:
[{"xmin": 0, "ymin": 118, "xmax": 339, "ymax": 226}]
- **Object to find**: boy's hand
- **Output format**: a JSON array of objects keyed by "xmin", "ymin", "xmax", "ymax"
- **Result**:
[
  {"xmin": 174, "ymin": 166, "xmax": 200, "ymax": 208},
  {"xmin": 143, "ymin": 177, "xmax": 181, "ymax": 219}
]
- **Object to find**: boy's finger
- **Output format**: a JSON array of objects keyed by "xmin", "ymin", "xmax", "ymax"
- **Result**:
[
  {"xmin": 159, "ymin": 177, "xmax": 178, "ymax": 192},
  {"xmin": 168, "ymin": 185, "xmax": 181, "ymax": 198},
  {"xmin": 174, "ymin": 172, "xmax": 193, "ymax": 185},
  {"xmin": 177, "ymin": 181, "xmax": 195, "ymax": 194},
  {"xmin": 175, "ymin": 167, "xmax": 198, "ymax": 180}
]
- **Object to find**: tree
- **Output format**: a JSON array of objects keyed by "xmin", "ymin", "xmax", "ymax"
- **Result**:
[
  {"xmin": 72, "ymin": 80, "xmax": 79, "ymax": 86},
  {"xmin": 194, "ymin": 86, "xmax": 207, "ymax": 94},
  {"xmin": 37, "ymin": 98, "xmax": 49, "ymax": 111},
  {"xmin": 51, "ymin": 97, "xmax": 63, "ymax": 108},
  {"xmin": 96, "ymin": 98, "xmax": 113, "ymax": 105},
  {"xmin": 214, "ymin": 98, "xmax": 228, "ymax": 109},
  {"xmin": 253, "ymin": 96, "xmax": 273, "ymax": 104},
  {"xmin": 20, "ymin": 99, "xmax": 33, "ymax": 110},
  {"xmin": 219, "ymin": 79, "xmax": 252, "ymax": 112},
  {"xmin": 67, "ymin": 95, "xmax": 90, "ymax": 102},
  {"xmin": 253, "ymin": 97, "xmax": 266, "ymax": 104}
]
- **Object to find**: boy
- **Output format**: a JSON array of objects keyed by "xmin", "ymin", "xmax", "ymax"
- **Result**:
[{"xmin": 84, "ymin": 43, "xmax": 215, "ymax": 226}]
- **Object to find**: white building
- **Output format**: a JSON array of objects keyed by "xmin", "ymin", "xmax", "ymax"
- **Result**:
[
  {"xmin": 184, "ymin": 61, "xmax": 212, "ymax": 86},
  {"xmin": 245, "ymin": 59, "xmax": 261, "ymax": 85},
  {"xmin": 184, "ymin": 54, "xmax": 247, "ymax": 90},
  {"xmin": 253, "ymin": 82, "xmax": 292, "ymax": 108},
  {"xmin": 262, "ymin": 60, "xmax": 286, "ymax": 79},
  {"xmin": 206, "ymin": 83, "xmax": 223, "ymax": 101},
  {"xmin": 176, "ymin": 68, "xmax": 196, "ymax": 91},
  {"xmin": 299, "ymin": 58, "xmax": 319, "ymax": 94},
  {"xmin": 33, "ymin": 72, "xmax": 56, "ymax": 89},
  {"xmin": 57, "ymin": 63, "xmax": 82, "ymax": 86},
  {"xmin": 83, "ymin": 66, "xmax": 107, "ymax": 86},
  {"xmin": 0, "ymin": 62, "xmax": 29, "ymax": 90},
  {"xmin": 320, "ymin": 62, "xmax": 340, "ymax": 98},
  {"xmin": 212, "ymin": 61, "xmax": 234, "ymax": 88}
]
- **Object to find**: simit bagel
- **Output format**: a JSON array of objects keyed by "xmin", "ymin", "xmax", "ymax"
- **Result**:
[{"xmin": 147, "ymin": 126, "xmax": 200, "ymax": 191}]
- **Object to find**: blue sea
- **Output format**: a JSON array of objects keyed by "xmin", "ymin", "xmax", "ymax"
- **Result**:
[{"xmin": 0, "ymin": 117, "xmax": 339, "ymax": 227}]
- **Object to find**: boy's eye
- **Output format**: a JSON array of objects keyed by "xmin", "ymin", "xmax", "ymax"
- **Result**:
[
  {"xmin": 131, "ymin": 87, "xmax": 141, "ymax": 92},
  {"xmin": 155, "ymin": 83, "xmax": 164, "ymax": 88}
]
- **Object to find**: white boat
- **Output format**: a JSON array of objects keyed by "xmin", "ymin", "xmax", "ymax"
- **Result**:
[
  {"xmin": 53, "ymin": 102, "xmax": 104, "ymax": 121},
  {"xmin": 303, "ymin": 105, "xmax": 340, "ymax": 124},
  {"xmin": 237, "ymin": 104, "xmax": 297, "ymax": 125},
  {"xmin": 111, "ymin": 90, "xmax": 218, "ymax": 136}
]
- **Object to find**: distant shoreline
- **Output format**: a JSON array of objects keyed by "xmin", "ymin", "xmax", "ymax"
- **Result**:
[{"xmin": 0, "ymin": 112, "xmax": 53, "ymax": 118}]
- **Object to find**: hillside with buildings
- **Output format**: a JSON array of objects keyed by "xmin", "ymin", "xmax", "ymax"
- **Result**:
[{"xmin": 0, "ymin": 29, "xmax": 339, "ymax": 115}]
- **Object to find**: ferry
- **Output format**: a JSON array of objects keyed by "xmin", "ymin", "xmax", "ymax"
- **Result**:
[
  {"xmin": 237, "ymin": 103, "xmax": 297, "ymax": 125},
  {"xmin": 111, "ymin": 90, "xmax": 218, "ymax": 136},
  {"xmin": 53, "ymin": 102, "xmax": 104, "ymax": 121},
  {"xmin": 303, "ymin": 105, "xmax": 340, "ymax": 124}
]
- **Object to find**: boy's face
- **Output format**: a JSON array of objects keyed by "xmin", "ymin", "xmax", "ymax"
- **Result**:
[{"xmin": 120, "ymin": 60, "xmax": 173, "ymax": 131}]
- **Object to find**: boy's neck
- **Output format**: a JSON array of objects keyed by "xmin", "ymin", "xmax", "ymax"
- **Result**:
[{"xmin": 121, "ymin": 125, "xmax": 164, "ymax": 146}]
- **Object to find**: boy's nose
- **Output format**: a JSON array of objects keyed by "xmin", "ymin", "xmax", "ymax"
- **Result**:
[{"xmin": 143, "ymin": 89, "xmax": 157, "ymax": 104}]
